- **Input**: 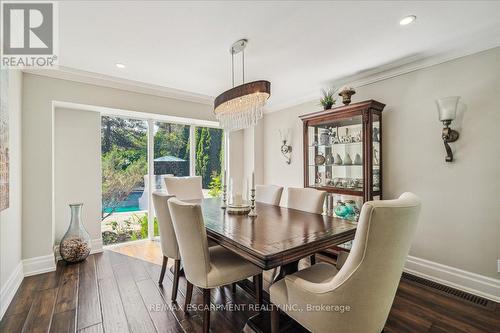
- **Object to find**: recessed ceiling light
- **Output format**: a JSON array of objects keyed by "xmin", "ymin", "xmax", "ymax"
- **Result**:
[
  {"xmin": 400, "ymin": 15, "xmax": 416, "ymax": 26},
  {"xmin": 115, "ymin": 63, "xmax": 126, "ymax": 69}
]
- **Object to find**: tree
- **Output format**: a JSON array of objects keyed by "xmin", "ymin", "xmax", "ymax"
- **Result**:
[
  {"xmin": 101, "ymin": 116, "xmax": 147, "ymax": 154},
  {"xmin": 101, "ymin": 148, "xmax": 146, "ymax": 220},
  {"xmin": 195, "ymin": 127, "xmax": 223, "ymax": 189}
]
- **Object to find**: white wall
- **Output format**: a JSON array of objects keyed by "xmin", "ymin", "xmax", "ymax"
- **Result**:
[
  {"xmin": 262, "ymin": 47, "xmax": 500, "ymax": 280},
  {"xmin": 0, "ymin": 70, "xmax": 23, "ymax": 318},
  {"xmin": 22, "ymin": 73, "xmax": 217, "ymax": 261},
  {"xmin": 54, "ymin": 108, "xmax": 102, "ymax": 244}
]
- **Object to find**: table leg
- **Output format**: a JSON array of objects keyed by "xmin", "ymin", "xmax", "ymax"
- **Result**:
[{"xmin": 272, "ymin": 260, "xmax": 299, "ymax": 283}]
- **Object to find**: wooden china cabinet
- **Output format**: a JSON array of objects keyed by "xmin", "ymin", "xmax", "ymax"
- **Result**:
[{"xmin": 300, "ymin": 100, "xmax": 385, "ymax": 227}]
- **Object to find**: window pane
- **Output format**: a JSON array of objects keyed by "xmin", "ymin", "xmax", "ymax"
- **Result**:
[
  {"xmin": 153, "ymin": 122, "xmax": 190, "ymax": 187},
  {"xmin": 152, "ymin": 122, "xmax": 191, "ymax": 236},
  {"xmin": 101, "ymin": 116, "xmax": 148, "ymax": 245},
  {"xmin": 195, "ymin": 127, "xmax": 224, "ymax": 198}
]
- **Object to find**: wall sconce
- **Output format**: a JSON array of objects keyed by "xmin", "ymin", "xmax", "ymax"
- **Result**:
[
  {"xmin": 436, "ymin": 96, "xmax": 460, "ymax": 162},
  {"xmin": 279, "ymin": 129, "xmax": 292, "ymax": 164}
]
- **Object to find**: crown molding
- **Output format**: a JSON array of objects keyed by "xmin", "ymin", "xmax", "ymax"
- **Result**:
[
  {"xmin": 22, "ymin": 65, "xmax": 214, "ymax": 105},
  {"xmin": 267, "ymin": 42, "xmax": 500, "ymax": 113},
  {"xmin": 22, "ymin": 42, "xmax": 500, "ymax": 113}
]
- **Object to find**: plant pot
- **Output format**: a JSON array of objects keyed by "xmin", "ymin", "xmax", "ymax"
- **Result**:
[{"xmin": 324, "ymin": 103, "xmax": 333, "ymax": 110}]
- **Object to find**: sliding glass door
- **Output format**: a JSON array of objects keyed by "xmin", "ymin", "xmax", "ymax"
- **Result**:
[
  {"xmin": 101, "ymin": 115, "xmax": 222, "ymax": 245},
  {"xmin": 101, "ymin": 115, "xmax": 148, "ymax": 245}
]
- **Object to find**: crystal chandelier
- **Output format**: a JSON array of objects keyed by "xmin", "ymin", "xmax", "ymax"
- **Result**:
[{"xmin": 214, "ymin": 39, "xmax": 271, "ymax": 131}]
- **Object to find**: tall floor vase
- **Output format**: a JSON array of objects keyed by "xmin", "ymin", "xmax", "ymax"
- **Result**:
[{"xmin": 60, "ymin": 203, "xmax": 91, "ymax": 263}]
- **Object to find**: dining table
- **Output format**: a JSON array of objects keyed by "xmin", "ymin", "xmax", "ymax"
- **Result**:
[{"xmin": 191, "ymin": 197, "xmax": 358, "ymax": 332}]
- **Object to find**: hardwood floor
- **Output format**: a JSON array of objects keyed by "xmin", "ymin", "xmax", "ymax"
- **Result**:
[{"xmin": 1, "ymin": 241, "xmax": 499, "ymax": 333}]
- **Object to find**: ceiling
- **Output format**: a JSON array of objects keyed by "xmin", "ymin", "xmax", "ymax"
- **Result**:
[{"xmin": 58, "ymin": 1, "xmax": 500, "ymax": 110}]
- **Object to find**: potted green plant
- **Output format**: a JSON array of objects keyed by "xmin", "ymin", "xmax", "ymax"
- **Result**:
[{"xmin": 319, "ymin": 88, "xmax": 336, "ymax": 110}]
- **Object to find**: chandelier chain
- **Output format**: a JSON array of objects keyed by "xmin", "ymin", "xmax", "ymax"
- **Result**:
[
  {"xmin": 242, "ymin": 48, "xmax": 245, "ymax": 84},
  {"xmin": 231, "ymin": 52, "xmax": 235, "ymax": 87}
]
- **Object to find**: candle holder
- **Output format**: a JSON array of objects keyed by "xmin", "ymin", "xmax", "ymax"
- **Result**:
[
  {"xmin": 248, "ymin": 188, "xmax": 257, "ymax": 217},
  {"xmin": 221, "ymin": 184, "xmax": 227, "ymax": 209}
]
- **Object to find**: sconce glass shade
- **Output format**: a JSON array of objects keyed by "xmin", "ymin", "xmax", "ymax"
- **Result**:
[{"xmin": 436, "ymin": 96, "xmax": 460, "ymax": 122}]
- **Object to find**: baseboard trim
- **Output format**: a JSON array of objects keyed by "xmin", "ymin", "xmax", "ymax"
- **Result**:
[
  {"xmin": 404, "ymin": 255, "xmax": 500, "ymax": 303},
  {"xmin": 22, "ymin": 254, "xmax": 57, "ymax": 277},
  {"xmin": 0, "ymin": 262, "xmax": 24, "ymax": 320},
  {"xmin": 53, "ymin": 238, "xmax": 103, "ymax": 261}
]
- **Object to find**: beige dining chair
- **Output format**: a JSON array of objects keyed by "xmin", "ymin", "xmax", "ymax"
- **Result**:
[
  {"xmin": 287, "ymin": 187, "xmax": 326, "ymax": 214},
  {"xmin": 287, "ymin": 187, "xmax": 327, "ymax": 265},
  {"xmin": 164, "ymin": 176, "xmax": 204, "ymax": 200},
  {"xmin": 256, "ymin": 184, "xmax": 284, "ymax": 206},
  {"xmin": 152, "ymin": 192, "xmax": 182, "ymax": 302},
  {"xmin": 168, "ymin": 198, "xmax": 264, "ymax": 333},
  {"xmin": 270, "ymin": 192, "xmax": 421, "ymax": 333}
]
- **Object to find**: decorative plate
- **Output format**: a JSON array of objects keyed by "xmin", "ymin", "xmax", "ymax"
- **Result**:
[{"xmin": 315, "ymin": 154, "xmax": 326, "ymax": 165}]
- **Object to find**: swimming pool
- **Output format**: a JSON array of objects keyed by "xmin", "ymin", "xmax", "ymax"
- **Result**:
[{"xmin": 103, "ymin": 190, "xmax": 143, "ymax": 213}]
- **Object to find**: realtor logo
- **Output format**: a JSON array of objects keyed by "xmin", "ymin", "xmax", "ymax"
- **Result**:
[{"xmin": 1, "ymin": 1, "xmax": 58, "ymax": 67}]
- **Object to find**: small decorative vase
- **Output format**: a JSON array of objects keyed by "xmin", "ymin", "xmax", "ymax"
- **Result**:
[
  {"xmin": 373, "ymin": 127, "xmax": 380, "ymax": 142},
  {"xmin": 325, "ymin": 152, "xmax": 334, "ymax": 165},
  {"xmin": 354, "ymin": 153, "xmax": 362, "ymax": 165},
  {"xmin": 334, "ymin": 154, "xmax": 343, "ymax": 165},
  {"xmin": 339, "ymin": 88, "xmax": 356, "ymax": 105},
  {"xmin": 344, "ymin": 200, "xmax": 359, "ymax": 220},
  {"xmin": 60, "ymin": 203, "xmax": 91, "ymax": 263},
  {"xmin": 334, "ymin": 201, "xmax": 349, "ymax": 218},
  {"xmin": 343, "ymin": 153, "xmax": 353, "ymax": 165}
]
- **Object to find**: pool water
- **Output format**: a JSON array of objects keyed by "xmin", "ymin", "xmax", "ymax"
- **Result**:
[{"xmin": 103, "ymin": 190, "xmax": 143, "ymax": 213}]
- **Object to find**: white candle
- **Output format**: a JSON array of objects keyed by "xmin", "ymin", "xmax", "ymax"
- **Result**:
[
  {"xmin": 252, "ymin": 171, "xmax": 255, "ymax": 189},
  {"xmin": 223, "ymin": 170, "xmax": 226, "ymax": 187},
  {"xmin": 234, "ymin": 194, "xmax": 242, "ymax": 205}
]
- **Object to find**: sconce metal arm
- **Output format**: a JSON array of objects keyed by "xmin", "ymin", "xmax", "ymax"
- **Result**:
[
  {"xmin": 441, "ymin": 121, "xmax": 459, "ymax": 162},
  {"xmin": 281, "ymin": 141, "xmax": 292, "ymax": 164}
]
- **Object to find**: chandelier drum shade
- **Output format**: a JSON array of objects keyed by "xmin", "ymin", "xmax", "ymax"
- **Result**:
[
  {"xmin": 214, "ymin": 39, "xmax": 271, "ymax": 131},
  {"xmin": 214, "ymin": 80, "xmax": 270, "ymax": 131}
]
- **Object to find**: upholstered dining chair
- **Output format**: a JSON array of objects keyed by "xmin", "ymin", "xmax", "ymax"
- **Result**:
[
  {"xmin": 287, "ymin": 187, "xmax": 326, "ymax": 214},
  {"xmin": 164, "ymin": 176, "xmax": 204, "ymax": 200},
  {"xmin": 287, "ymin": 187, "xmax": 327, "ymax": 265},
  {"xmin": 256, "ymin": 184, "xmax": 284, "ymax": 206},
  {"xmin": 168, "ymin": 198, "xmax": 264, "ymax": 333},
  {"xmin": 269, "ymin": 192, "xmax": 421, "ymax": 333},
  {"xmin": 152, "ymin": 192, "xmax": 182, "ymax": 302}
]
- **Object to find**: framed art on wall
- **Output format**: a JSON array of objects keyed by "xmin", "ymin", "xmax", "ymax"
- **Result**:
[{"xmin": 0, "ymin": 69, "xmax": 9, "ymax": 211}]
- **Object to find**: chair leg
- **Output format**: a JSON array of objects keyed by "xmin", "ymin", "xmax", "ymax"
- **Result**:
[
  {"xmin": 232, "ymin": 282, "xmax": 237, "ymax": 293},
  {"xmin": 271, "ymin": 305, "xmax": 279, "ymax": 333},
  {"xmin": 254, "ymin": 273, "xmax": 263, "ymax": 306},
  {"xmin": 171, "ymin": 259, "xmax": 181, "ymax": 302},
  {"xmin": 159, "ymin": 256, "xmax": 168, "ymax": 285},
  {"xmin": 310, "ymin": 254, "xmax": 316, "ymax": 266},
  {"xmin": 184, "ymin": 281, "xmax": 193, "ymax": 314},
  {"xmin": 202, "ymin": 288, "xmax": 211, "ymax": 333}
]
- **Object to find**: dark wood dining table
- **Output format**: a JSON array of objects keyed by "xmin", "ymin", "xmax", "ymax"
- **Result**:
[
  {"xmin": 191, "ymin": 197, "xmax": 358, "ymax": 332},
  {"xmin": 198, "ymin": 197, "xmax": 357, "ymax": 272}
]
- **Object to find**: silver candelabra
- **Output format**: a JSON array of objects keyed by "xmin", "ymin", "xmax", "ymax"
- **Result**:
[
  {"xmin": 221, "ymin": 184, "xmax": 227, "ymax": 209},
  {"xmin": 248, "ymin": 188, "xmax": 257, "ymax": 217}
]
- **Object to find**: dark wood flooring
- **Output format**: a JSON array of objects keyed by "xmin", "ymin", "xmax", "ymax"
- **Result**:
[{"xmin": 1, "ymin": 249, "xmax": 499, "ymax": 333}]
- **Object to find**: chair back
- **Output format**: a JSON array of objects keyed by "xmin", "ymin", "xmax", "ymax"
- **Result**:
[
  {"xmin": 168, "ymin": 198, "xmax": 211, "ymax": 287},
  {"xmin": 296, "ymin": 193, "xmax": 421, "ymax": 333},
  {"xmin": 152, "ymin": 192, "xmax": 179, "ymax": 259},
  {"xmin": 255, "ymin": 185, "xmax": 284, "ymax": 206},
  {"xmin": 287, "ymin": 187, "xmax": 326, "ymax": 214},
  {"xmin": 164, "ymin": 176, "xmax": 204, "ymax": 200}
]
